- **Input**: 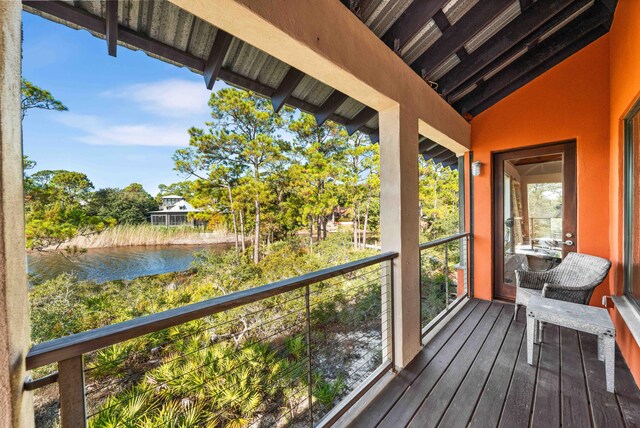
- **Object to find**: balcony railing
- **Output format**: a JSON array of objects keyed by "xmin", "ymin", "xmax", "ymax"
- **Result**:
[
  {"xmin": 419, "ymin": 232, "xmax": 471, "ymax": 337},
  {"xmin": 26, "ymin": 252, "xmax": 398, "ymax": 427}
]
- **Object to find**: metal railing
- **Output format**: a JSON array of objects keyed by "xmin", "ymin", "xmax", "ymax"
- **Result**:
[
  {"xmin": 26, "ymin": 252, "xmax": 398, "ymax": 427},
  {"xmin": 419, "ymin": 232, "xmax": 471, "ymax": 337}
]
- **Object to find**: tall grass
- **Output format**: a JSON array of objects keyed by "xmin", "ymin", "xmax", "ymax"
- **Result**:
[{"xmin": 54, "ymin": 224, "xmax": 235, "ymax": 249}]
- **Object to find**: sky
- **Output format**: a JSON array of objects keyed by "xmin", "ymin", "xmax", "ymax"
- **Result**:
[{"xmin": 22, "ymin": 11, "xmax": 228, "ymax": 194}]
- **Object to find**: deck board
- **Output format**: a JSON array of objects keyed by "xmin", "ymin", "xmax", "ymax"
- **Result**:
[
  {"xmin": 579, "ymin": 331, "xmax": 625, "ymax": 428},
  {"xmin": 347, "ymin": 299, "xmax": 482, "ymax": 428},
  {"xmin": 376, "ymin": 301, "xmax": 496, "ymax": 428},
  {"xmin": 408, "ymin": 305, "xmax": 512, "ymax": 428},
  {"xmin": 467, "ymin": 313, "xmax": 524, "ymax": 428},
  {"xmin": 438, "ymin": 307, "xmax": 513, "ymax": 428},
  {"xmin": 531, "ymin": 324, "xmax": 561, "ymax": 427},
  {"xmin": 559, "ymin": 327, "xmax": 591, "ymax": 428},
  {"xmin": 346, "ymin": 299, "xmax": 640, "ymax": 428}
]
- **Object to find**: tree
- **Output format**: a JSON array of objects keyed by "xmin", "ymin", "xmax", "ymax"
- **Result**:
[
  {"xmin": 418, "ymin": 157, "xmax": 459, "ymax": 240},
  {"xmin": 88, "ymin": 184, "xmax": 158, "ymax": 225},
  {"xmin": 21, "ymin": 78, "xmax": 68, "ymax": 119},
  {"xmin": 342, "ymin": 133, "xmax": 379, "ymax": 248},
  {"xmin": 174, "ymin": 88, "xmax": 288, "ymax": 263},
  {"xmin": 24, "ymin": 168, "xmax": 112, "ymax": 250},
  {"xmin": 288, "ymin": 113, "xmax": 346, "ymax": 244},
  {"xmin": 157, "ymin": 181, "xmax": 195, "ymax": 202}
]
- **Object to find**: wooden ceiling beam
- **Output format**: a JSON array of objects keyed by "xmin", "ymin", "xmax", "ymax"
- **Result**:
[
  {"xmin": 424, "ymin": 145, "xmax": 449, "ymax": 159},
  {"xmin": 411, "ymin": 0, "xmax": 514, "ymax": 78},
  {"xmin": 106, "ymin": 0, "xmax": 118, "ymax": 57},
  {"xmin": 434, "ymin": 152, "xmax": 457, "ymax": 164},
  {"xmin": 203, "ymin": 30, "xmax": 232, "ymax": 90},
  {"xmin": 418, "ymin": 138, "xmax": 438, "ymax": 153},
  {"xmin": 314, "ymin": 90, "xmax": 348, "ymax": 126},
  {"xmin": 455, "ymin": 2, "xmax": 613, "ymax": 115},
  {"xmin": 439, "ymin": 0, "xmax": 579, "ymax": 96},
  {"xmin": 345, "ymin": 106, "xmax": 377, "ymax": 135},
  {"xmin": 271, "ymin": 67, "xmax": 305, "ymax": 113},
  {"xmin": 381, "ymin": 0, "xmax": 449, "ymax": 51},
  {"xmin": 431, "ymin": 10, "xmax": 450, "ymax": 32},
  {"xmin": 442, "ymin": 156, "xmax": 459, "ymax": 169}
]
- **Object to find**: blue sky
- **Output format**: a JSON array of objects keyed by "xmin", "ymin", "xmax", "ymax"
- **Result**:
[{"xmin": 22, "ymin": 11, "xmax": 228, "ymax": 194}]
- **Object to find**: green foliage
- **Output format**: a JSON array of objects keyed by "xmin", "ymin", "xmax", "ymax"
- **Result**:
[
  {"xmin": 24, "ymin": 167, "xmax": 115, "ymax": 251},
  {"xmin": 418, "ymin": 156, "xmax": 460, "ymax": 240},
  {"xmin": 87, "ymin": 183, "xmax": 158, "ymax": 225},
  {"xmin": 31, "ymin": 237, "xmax": 385, "ymax": 426},
  {"xmin": 313, "ymin": 374, "xmax": 346, "ymax": 408},
  {"xmin": 21, "ymin": 78, "xmax": 68, "ymax": 120}
]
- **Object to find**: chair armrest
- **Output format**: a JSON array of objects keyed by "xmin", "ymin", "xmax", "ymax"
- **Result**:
[{"xmin": 515, "ymin": 270, "xmax": 554, "ymax": 290}]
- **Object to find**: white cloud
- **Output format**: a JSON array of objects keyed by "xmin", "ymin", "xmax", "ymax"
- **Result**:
[
  {"xmin": 103, "ymin": 79, "xmax": 210, "ymax": 118},
  {"xmin": 54, "ymin": 113, "xmax": 190, "ymax": 147}
]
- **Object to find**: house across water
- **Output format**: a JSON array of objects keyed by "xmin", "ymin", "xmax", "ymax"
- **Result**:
[{"xmin": 148, "ymin": 195, "xmax": 203, "ymax": 227}]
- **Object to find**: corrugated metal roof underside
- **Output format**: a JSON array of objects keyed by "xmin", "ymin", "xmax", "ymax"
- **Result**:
[
  {"xmin": 24, "ymin": 0, "xmax": 615, "ymax": 168},
  {"xmin": 25, "ymin": 0, "xmax": 378, "ymax": 137}
]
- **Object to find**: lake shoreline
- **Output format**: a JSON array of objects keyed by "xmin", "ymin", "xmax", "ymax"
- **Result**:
[
  {"xmin": 28, "ymin": 242, "xmax": 234, "ymax": 284},
  {"xmin": 31, "ymin": 224, "xmax": 239, "ymax": 252}
]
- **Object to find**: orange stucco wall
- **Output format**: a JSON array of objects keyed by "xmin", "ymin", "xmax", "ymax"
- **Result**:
[
  {"xmin": 470, "ymin": 1, "xmax": 640, "ymax": 385},
  {"xmin": 608, "ymin": 0, "xmax": 640, "ymax": 385},
  {"xmin": 470, "ymin": 35, "xmax": 611, "ymax": 301}
]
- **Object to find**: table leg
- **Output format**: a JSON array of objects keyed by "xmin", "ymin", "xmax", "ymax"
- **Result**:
[
  {"xmin": 538, "ymin": 321, "xmax": 544, "ymax": 343},
  {"xmin": 604, "ymin": 334, "xmax": 615, "ymax": 393},
  {"xmin": 598, "ymin": 335, "xmax": 604, "ymax": 362},
  {"xmin": 527, "ymin": 314, "xmax": 535, "ymax": 365}
]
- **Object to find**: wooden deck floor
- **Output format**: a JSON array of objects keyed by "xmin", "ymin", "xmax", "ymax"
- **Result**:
[{"xmin": 347, "ymin": 299, "xmax": 640, "ymax": 428}]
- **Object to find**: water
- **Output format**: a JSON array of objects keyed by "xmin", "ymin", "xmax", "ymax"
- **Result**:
[{"xmin": 27, "ymin": 244, "xmax": 232, "ymax": 284}]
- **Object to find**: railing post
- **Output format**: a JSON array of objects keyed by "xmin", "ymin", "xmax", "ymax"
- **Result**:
[
  {"xmin": 389, "ymin": 260, "xmax": 396, "ymax": 372},
  {"xmin": 381, "ymin": 259, "xmax": 394, "ymax": 368},
  {"xmin": 305, "ymin": 285, "xmax": 313, "ymax": 427},
  {"xmin": 58, "ymin": 355, "xmax": 86, "ymax": 428},
  {"xmin": 464, "ymin": 236, "xmax": 469, "ymax": 296},
  {"xmin": 445, "ymin": 243, "xmax": 449, "ymax": 308},
  {"xmin": 418, "ymin": 250, "xmax": 423, "ymax": 331}
]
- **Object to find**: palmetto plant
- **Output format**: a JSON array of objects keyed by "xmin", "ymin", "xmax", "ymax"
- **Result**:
[{"xmin": 89, "ymin": 339, "xmax": 309, "ymax": 428}]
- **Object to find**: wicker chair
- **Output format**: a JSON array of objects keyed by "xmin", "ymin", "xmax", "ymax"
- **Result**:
[{"xmin": 514, "ymin": 252, "xmax": 611, "ymax": 321}]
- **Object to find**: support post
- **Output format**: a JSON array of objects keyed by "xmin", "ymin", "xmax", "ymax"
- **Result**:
[
  {"xmin": 0, "ymin": 2, "xmax": 33, "ymax": 427},
  {"xmin": 379, "ymin": 104, "xmax": 421, "ymax": 367}
]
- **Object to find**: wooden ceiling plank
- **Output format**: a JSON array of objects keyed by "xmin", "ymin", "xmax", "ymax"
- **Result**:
[
  {"xmin": 439, "ymin": 0, "xmax": 581, "ymax": 96},
  {"xmin": 314, "ymin": 90, "xmax": 348, "ymax": 126},
  {"xmin": 203, "ymin": 30, "xmax": 232, "ymax": 90},
  {"xmin": 467, "ymin": 25, "xmax": 608, "ymax": 116},
  {"xmin": 457, "ymin": 3, "xmax": 612, "ymax": 115},
  {"xmin": 271, "ymin": 67, "xmax": 305, "ymax": 113},
  {"xmin": 345, "ymin": 106, "xmax": 377, "ymax": 135},
  {"xmin": 411, "ymin": 0, "xmax": 514, "ymax": 78},
  {"xmin": 381, "ymin": 0, "xmax": 449, "ymax": 51},
  {"xmin": 106, "ymin": 0, "xmax": 118, "ymax": 57}
]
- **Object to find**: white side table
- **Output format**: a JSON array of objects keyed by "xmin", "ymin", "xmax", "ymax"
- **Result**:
[{"xmin": 526, "ymin": 295, "xmax": 616, "ymax": 393}]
